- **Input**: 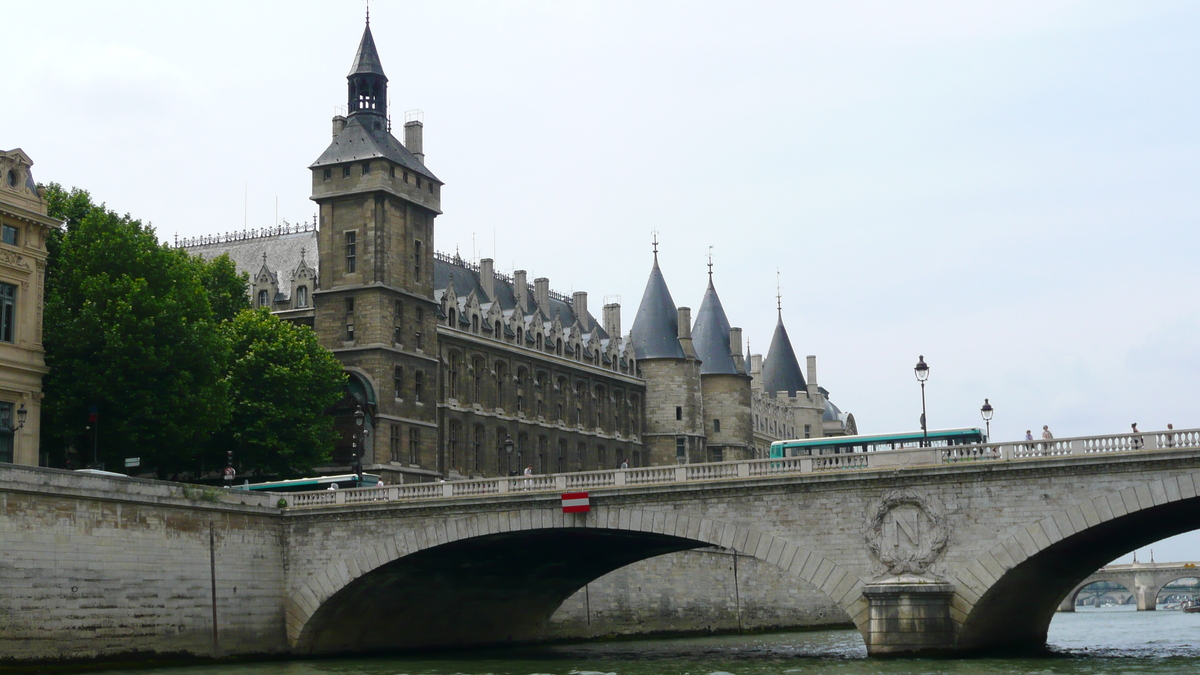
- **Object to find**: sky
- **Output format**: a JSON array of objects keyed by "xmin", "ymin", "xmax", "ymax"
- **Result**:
[{"xmin": 5, "ymin": 0, "xmax": 1200, "ymax": 563}]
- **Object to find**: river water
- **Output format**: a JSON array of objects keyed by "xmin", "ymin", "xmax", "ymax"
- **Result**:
[{"xmin": 91, "ymin": 606, "xmax": 1200, "ymax": 675}]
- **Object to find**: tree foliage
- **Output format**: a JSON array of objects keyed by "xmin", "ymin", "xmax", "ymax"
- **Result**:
[
  {"xmin": 211, "ymin": 310, "xmax": 345, "ymax": 476},
  {"xmin": 41, "ymin": 184, "xmax": 343, "ymax": 478}
]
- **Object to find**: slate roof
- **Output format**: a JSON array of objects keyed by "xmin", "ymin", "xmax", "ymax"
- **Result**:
[
  {"xmin": 349, "ymin": 24, "xmax": 386, "ymax": 78},
  {"xmin": 432, "ymin": 256, "xmax": 609, "ymax": 340},
  {"xmin": 186, "ymin": 229, "xmax": 318, "ymax": 302},
  {"xmin": 691, "ymin": 276, "xmax": 739, "ymax": 375},
  {"xmin": 630, "ymin": 254, "xmax": 685, "ymax": 360},
  {"xmin": 762, "ymin": 312, "xmax": 807, "ymax": 396},
  {"xmin": 310, "ymin": 114, "xmax": 439, "ymax": 182}
]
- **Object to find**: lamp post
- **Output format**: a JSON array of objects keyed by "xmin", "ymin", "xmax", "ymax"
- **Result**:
[
  {"xmin": 352, "ymin": 405, "xmax": 365, "ymax": 483},
  {"xmin": 914, "ymin": 355, "xmax": 929, "ymax": 447},
  {"xmin": 1, "ymin": 403, "xmax": 27, "ymax": 432},
  {"xmin": 980, "ymin": 398, "xmax": 994, "ymax": 441},
  {"xmin": 503, "ymin": 436, "xmax": 515, "ymax": 475},
  {"xmin": 224, "ymin": 450, "xmax": 234, "ymax": 487}
]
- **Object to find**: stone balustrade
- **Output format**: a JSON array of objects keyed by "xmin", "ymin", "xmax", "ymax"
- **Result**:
[{"xmin": 282, "ymin": 427, "xmax": 1200, "ymax": 509}]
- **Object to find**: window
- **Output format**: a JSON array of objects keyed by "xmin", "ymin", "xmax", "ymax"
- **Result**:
[
  {"xmin": 346, "ymin": 323, "xmax": 354, "ymax": 341},
  {"xmin": 0, "ymin": 402, "xmax": 13, "ymax": 463},
  {"xmin": 676, "ymin": 437, "xmax": 687, "ymax": 461},
  {"xmin": 414, "ymin": 370, "xmax": 424, "ymax": 403},
  {"xmin": 295, "ymin": 286, "xmax": 308, "ymax": 308},
  {"xmin": 414, "ymin": 240, "xmax": 422, "ymax": 279},
  {"xmin": 448, "ymin": 308, "xmax": 456, "ymax": 328},
  {"xmin": 389, "ymin": 424, "xmax": 401, "ymax": 462},
  {"xmin": 403, "ymin": 170, "xmax": 409, "ymax": 183},
  {"xmin": 557, "ymin": 439, "xmax": 567, "ymax": 473},
  {"xmin": 472, "ymin": 357, "xmax": 483, "ymax": 402},
  {"xmin": 345, "ymin": 297, "xmax": 354, "ymax": 341},
  {"xmin": 448, "ymin": 352, "xmax": 460, "ymax": 399},
  {"xmin": 473, "ymin": 425, "xmax": 484, "ymax": 472},
  {"xmin": 495, "ymin": 363, "xmax": 506, "ymax": 408},
  {"xmin": 472, "ymin": 315, "xmax": 479, "ymax": 334},
  {"xmin": 256, "ymin": 289, "xmax": 269, "ymax": 308},
  {"xmin": 408, "ymin": 428, "xmax": 420, "ymax": 464},
  {"xmin": 393, "ymin": 300, "xmax": 403, "ymax": 343},
  {"xmin": 323, "ymin": 168, "xmax": 332, "ymax": 181},
  {"xmin": 597, "ymin": 445, "xmax": 606, "ymax": 470},
  {"xmin": 675, "ymin": 406, "xmax": 682, "ymax": 421},
  {"xmin": 394, "ymin": 365, "xmax": 403, "ymax": 399},
  {"xmin": 390, "ymin": 166, "xmax": 396, "ymax": 178},
  {"xmin": 416, "ymin": 176, "xmax": 422, "ymax": 189},
  {"xmin": 345, "ymin": 231, "xmax": 357, "ymax": 273},
  {"xmin": 362, "ymin": 162, "xmax": 371, "ymax": 175},
  {"xmin": 448, "ymin": 421, "xmax": 461, "ymax": 471},
  {"xmin": 714, "ymin": 419, "xmax": 721, "ymax": 433},
  {"xmin": 2, "ymin": 225, "xmax": 18, "ymax": 246},
  {"xmin": 343, "ymin": 165, "xmax": 352, "ymax": 178},
  {"xmin": 428, "ymin": 182, "xmax": 434, "ymax": 194},
  {"xmin": 577, "ymin": 442, "xmax": 586, "ymax": 470},
  {"xmin": 804, "ymin": 424, "xmax": 811, "ymax": 439},
  {"xmin": 711, "ymin": 447, "xmax": 723, "ymax": 462}
]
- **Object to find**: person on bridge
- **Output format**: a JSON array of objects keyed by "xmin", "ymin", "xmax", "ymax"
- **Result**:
[{"xmin": 1042, "ymin": 425, "xmax": 1053, "ymax": 440}]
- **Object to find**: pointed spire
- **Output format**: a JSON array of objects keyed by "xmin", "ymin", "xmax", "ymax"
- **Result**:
[
  {"xmin": 349, "ymin": 22, "xmax": 387, "ymax": 77},
  {"xmin": 762, "ymin": 311, "xmax": 806, "ymax": 396},
  {"xmin": 692, "ymin": 264, "xmax": 738, "ymax": 375},
  {"xmin": 630, "ymin": 242, "xmax": 685, "ymax": 360}
]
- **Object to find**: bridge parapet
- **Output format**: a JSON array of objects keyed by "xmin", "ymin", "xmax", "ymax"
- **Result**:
[{"xmin": 283, "ymin": 427, "xmax": 1200, "ymax": 509}]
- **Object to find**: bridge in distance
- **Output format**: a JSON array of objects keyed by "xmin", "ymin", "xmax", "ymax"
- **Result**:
[{"xmin": 2, "ymin": 427, "xmax": 1200, "ymax": 663}]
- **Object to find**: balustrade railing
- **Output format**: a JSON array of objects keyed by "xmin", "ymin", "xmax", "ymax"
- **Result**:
[{"xmin": 279, "ymin": 427, "xmax": 1200, "ymax": 508}]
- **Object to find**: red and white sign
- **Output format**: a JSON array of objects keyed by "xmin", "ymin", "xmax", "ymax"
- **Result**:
[{"xmin": 561, "ymin": 491, "xmax": 590, "ymax": 513}]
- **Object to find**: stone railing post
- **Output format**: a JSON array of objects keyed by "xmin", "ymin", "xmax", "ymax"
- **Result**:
[
  {"xmin": 737, "ymin": 462, "xmax": 750, "ymax": 478},
  {"xmin": 335, "ymin": 490, "xmax": 346, "ymax": 505},
  {"xmin": 800, "ymin": 458, "xmax": 813, "ymax": 473},
  {"xmin": 675, "ymin": 466, "xmax": 687, "ymax": 482},
  {"xmin": 555, "ymin": 475, "xmax": 567, "ymax": 490},
  {"xmin": 498, "ymin": 478, "xmax": 510, "ymax": 493},
  {"xmin": 614, "ymin": 471, "xmax": 627, "ymax": 487},
  {"xmin": 442, "ymin": 483, "xmax": 454, "ymax": 497}
]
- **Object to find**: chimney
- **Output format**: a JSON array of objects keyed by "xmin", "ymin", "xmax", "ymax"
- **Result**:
[
  {"xmin": 603, "ymin": 303, "xmax": 621, "ymax": 338},
  {"xmin": 750, "ymin": 354, "xmax": 763, "ymax": 376},
  {"xmin": 404, "ymin": 120, "xmax": 424, "ymax": 163},
  {"xmin": 730, "ymin": 327, "xmax": 745, "ymax": 372},
  {"xmin": 534, "ymin": 277, "xmax": 550, "ymax": 312},
  {"xmin": 479, "ymin": 258, "xmax": 495, "ymax": 301},
  {"xmin": 332, "ymin": 115, "xmax": 346, "ymax": 138},
  {"xmin": 807, "ymin": 355, "xmax": 819, "ymax": 396},
  {"xmin": 677, "ymin": 307, "xmax": 695, "ymax": 357},
  {"xmin": 513, "ymin": 270, "xmax": 528, "ymax": 312},
  {"xmin": 572, "ymin": 291, "xmax": 589, "ymax": 330}
]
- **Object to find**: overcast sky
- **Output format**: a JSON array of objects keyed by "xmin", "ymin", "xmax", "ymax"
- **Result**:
[{"xmin": 6, "ymin": 1, "xmax": 1199, "ymax": 563}]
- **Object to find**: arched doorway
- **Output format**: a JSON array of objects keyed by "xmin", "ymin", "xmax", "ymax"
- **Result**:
[{"xmin": 329, "ymin": 371, "xmax": 377, "ymax": 467}]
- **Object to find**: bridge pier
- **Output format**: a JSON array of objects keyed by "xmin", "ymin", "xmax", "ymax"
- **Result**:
[
  {"xmin": 862, "ymin": 581, "xmax": 957, "ymax": 656},
  {"xmin": 1057, "ymin": 595, "xmax": 1075, "ymax": 612},
  {"xmin": 1136, "ymin": 585, "xmax": 1157, "ymax": 611}
]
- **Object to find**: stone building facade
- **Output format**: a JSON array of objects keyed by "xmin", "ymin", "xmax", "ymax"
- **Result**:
[
  {"xmin": 0, "ymin": 149, "xmax": 58, "ymax": 466},
  {"xmin": 181, "ymin": 22, "xmax": 854, "ymax": 482}
]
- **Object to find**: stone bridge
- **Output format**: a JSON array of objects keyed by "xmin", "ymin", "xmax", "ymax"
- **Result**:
[
  {"xmin": 1058, "ymin": 562, "xmax": 1200, "ymax": 611},
  {"xmin": 3, "ymin": 427, "xmax": 1200, "ymax": 663}
]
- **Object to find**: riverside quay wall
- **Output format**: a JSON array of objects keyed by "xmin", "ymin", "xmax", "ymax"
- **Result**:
[{"xmin": 0, "ymin": 465, "xmax": 841, "ymax": 664}]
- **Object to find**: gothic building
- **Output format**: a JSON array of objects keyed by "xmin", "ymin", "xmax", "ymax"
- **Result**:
[{"xmin": 183, "ymin": 22, "xmax": 854, "ymax": 483}]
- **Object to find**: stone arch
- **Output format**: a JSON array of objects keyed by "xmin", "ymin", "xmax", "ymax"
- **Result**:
[
  {"xmin": 1062, "ymin": 576, "xmax": 1135, "ymax": 610},
  {"xmin": 954, "ymin": 471, "xmax": 1200, "ymax": 652},
  {"xmin": 285, "ymin": 506, "xmax": 867, "ymax": 654},
  {"xmin": 1150, "ymin": 573, "xmax": 1200, "ymax": 605}
]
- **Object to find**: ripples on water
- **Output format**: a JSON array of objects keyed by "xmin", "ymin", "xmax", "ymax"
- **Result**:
[{"xmin": 93, "ymin": 607, "xmax": 1200, "ymax": 675}]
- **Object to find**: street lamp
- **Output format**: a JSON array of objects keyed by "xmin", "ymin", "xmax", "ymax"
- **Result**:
[
  {"xmin": 1, "ymin": 404, "xmax": 27, "ymax": 432},
  {"xmin": 503, "ymin": 436, "xmax": 515, "ymax": 475},
  {"xmin": 914, "ymin": 356, "xmax": 929, "ymax": 447},
  {"xmin": 980, "ymin": 398, "xmax": 994, "ymax": 441},
  {"xmin": 352, "ymin": 405, "xmax": 365, "ymax": 482}
]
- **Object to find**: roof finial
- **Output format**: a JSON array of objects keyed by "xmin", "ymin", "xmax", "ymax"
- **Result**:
[
  {"xmin": 651, "ymin": 231, "xmax": 659, "ymax": 260},
  {"xmin": 707, "ymin": 246, "xmax": 713, "ymax": 281},
  {"xmin": 300, "ymin": 247, "xmax": 306, "ymax": 262},
  {"xmin": 262, "ymin": 251, "xmax": 268, "ymax": 265},
  {"xmin": 776, "ymin": 268, "xmax": 782, "ymax": 315},
  {"xmin": 365, "ymin": 0, "xmax": 370, "ymax": 26}
]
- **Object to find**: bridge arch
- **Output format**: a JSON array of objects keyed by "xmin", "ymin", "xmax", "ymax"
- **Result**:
[
  {"xmin": 954, "ymin": 471, "xmax": 1200, "ymax": 652},
  {"xmin": 286, "ymin": 506, "xmax": 866, "ymax": 654},
  {"xmin": 1063, "ymin": 578, "xmax": 1135, "ymax": 610}
]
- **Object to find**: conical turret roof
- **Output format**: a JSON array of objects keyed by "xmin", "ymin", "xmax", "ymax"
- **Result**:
[
  {"xmin": 349, "ymin": 24, "xmax": 387, "ymax": 78},
  {"xmin": 692, "ymin": 276, "xmax": 738, "ymax": 375},
  {"xmin": 630, "ymin": 253, "xmax": 685, "ymax": 360},
  {"xmin": 762, "ymin": 312, "xmax": 806, "ymax": 395}
]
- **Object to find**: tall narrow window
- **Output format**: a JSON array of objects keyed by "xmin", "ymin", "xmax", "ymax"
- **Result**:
[
  {"xmin": 414, "ymin": 240, "xmax": 422, "ymax": 279},
  {"xmin": 557, "ymin": 439, "xmax": 567, "ymax": 473},
  {"xmin": 345, "ymin": 231, "xmax": 357, "ymax": 273},
  {"xmin": 675, "ymin": 406, "xmax": 682, "ymax": 421},
  {"xmin": 345, "ymin": 297, "xmax": 354, "ymax": 342},
  {"xmin": 415, "ymin": 306, "xmax": 423, "ymax": 349},
  {"xmin": 676, "ymin": 437, "xmax": 687, "ymax": 461},
  {"xmin": 714, "ymin": 419, "xmax": 721, "ymax": 433},
  {"xmin": 389, "ymin": 424, "xmax": 401, "ymax": 462},
  {"xmin": 473, "ymin": 425, "xmax": 484, "ymax": 472},
  {"xmin": 256, "ymin": 289, "xmax": 269, "ymax": 308},
  {"xmin": 414, "ymin": 370, "xmax": 424, "ymax": 403},
  {"xmin": 408, "ymin": 428, "xmax": 420, "ymax": 464},
  {"xmin": 448, "ymin": 352, "xmax": 460, "ymax": 399},
  {"xmin": 0, "ymin": 401, "xmax": 14, "ymax": 463},
  {"xmin": 393, "ymin": 300, "xmax": 403, "ymax": 344},
  {"xmin": 394, "ymin": 365, "xmax": 403, "ymax": 399},
  {"xmin": 295, "ymin": 286, "xmax": 308, "ymax": 308},
  {"xmin": 0, "ymin": 283, "xmax": 16, "ymax": 344}
]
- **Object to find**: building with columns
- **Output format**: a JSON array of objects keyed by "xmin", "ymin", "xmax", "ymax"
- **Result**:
[
  {"xmin": 182, "ymin": 21, "xmax": 854, "ymax": 482},
  {"xmin": 0, "ymin": 149, "xmax": 59, "ymax": 466}
]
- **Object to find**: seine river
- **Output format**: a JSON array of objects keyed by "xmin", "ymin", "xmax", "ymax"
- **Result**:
[{"xmin": 91, "ymin": 607, "xmax": 1199, "ymax": 675}]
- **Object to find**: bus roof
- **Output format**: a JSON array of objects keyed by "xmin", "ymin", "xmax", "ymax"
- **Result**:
[
  {"xmin": 242, "ymin": 473, "xmax": 380, "ymax": 491},
  {"xmin": 770, "ymin": 428, "xmax": 984, "ymax": 447}
]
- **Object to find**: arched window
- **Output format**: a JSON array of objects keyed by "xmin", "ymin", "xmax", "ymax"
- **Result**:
[
  {"xmin": 448, "ymin": 308, "xmax": 457, "ymax": 327},
  {"xmin": 448, "ymin": 352, "xmax": 461, "ymax": 399},
  {"xmin": 494, "ymin": 362, "xmax": 507, "ymax": 408},
  {"xmin": 537, "ymin": 334, "xmax": 543, "ymax": 351},
  {"xmin": 257, "ymin": 289, "xmax": 269, "ymax": 307},
  {"xmin": 472, "ymin": 357, "xmax": 484, "ymax": 402},
  {"xmin": 556, "ymin": 338, "xmax": 563, "ymax": 356},
  {"xmin": 295, "ymin": 286, "xmax": 308, "ymax": 308},
  {"xmin": 472, "ymin": 315, "xmax": 480, "ymax": 334},
  {"xmin": 516, "ymin": 327, "xmax": 523, "ymax": 345}
]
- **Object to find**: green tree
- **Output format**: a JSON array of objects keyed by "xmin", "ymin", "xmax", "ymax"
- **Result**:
[
  {"xmin": 211, "ymin": 309, "xmax": 345, "ymax": 476},
  {"xmin": 195, "ymin": 253, "xmax": 250, "ymax": 323},
  {"xmin": 42, "ymin": 184, "xmax": 230, "ymax": 476}
]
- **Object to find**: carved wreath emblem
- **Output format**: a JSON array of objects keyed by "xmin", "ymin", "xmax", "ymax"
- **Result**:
[{"xmin": 864, "ymin": 488, "xmax": 950, "ymax": 577}]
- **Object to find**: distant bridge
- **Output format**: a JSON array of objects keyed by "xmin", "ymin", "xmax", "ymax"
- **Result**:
[
  {"xmin": 4, "ymin": 426, "xmax": 1200, "ymax": 663},
  {"xmin": 1059, "ymin": 562, "xmax": 1200, "ymax": 611}
]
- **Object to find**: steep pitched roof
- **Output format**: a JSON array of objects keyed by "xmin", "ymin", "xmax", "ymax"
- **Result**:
[
  {"xmin": 349, "ymin": 24, "xmax": 387, "ymax": 78},
  {"xmin": 310, "ymin": 114, "xmax": 439, "ymax": 181},
  {"xmin": 762, "ymin": 312, "xmax": 807, "ymax": 396},
  {"xmin": 630, "ymin": 254, "xmax": 684, "ymax": 360},
  {"xmin": 691, "ymin": 276, "xmax": 738, "ymax": 375}
]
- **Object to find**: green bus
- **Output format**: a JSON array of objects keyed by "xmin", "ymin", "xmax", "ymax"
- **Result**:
[
  {"xmin": 241, "ymin": 473, "xmax": 381, "ymax": 492},
  {"xmin": 769, "ymin": 428, "xmax": 987, "ymax": 458}
]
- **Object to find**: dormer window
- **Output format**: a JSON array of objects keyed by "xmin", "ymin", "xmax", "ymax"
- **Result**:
[
  {"xmin": 4, "ymin": 170, "xmax": 15, "ymax": 188},
  {"xmin": 296, "ymin": 286, "xmax": 308, "ymax": 308},
  {"xmin": 257, "ymin": 290, "xmax": 269, "ymax": 308}
]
